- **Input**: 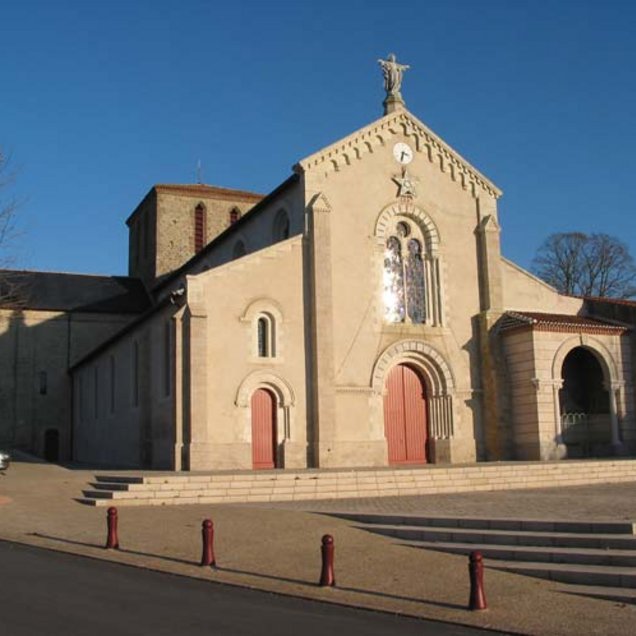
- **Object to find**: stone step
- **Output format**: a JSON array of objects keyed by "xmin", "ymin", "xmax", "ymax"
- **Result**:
[
  {"xmin": 488, "ymin": 560, "xmax": 636, "ymax": 588},
  {"xmin": 94, "ymin": 475, "xmax": 145, "ymax": 484},
  {"xmin": 404, "ymin": 539, "xmax": 636, "ymax": 567},
  {"xmin": 334, "ymin": 513, "xmax": 636, "ymax": 535},
  {"xmin": 363, "ymin": 524, "xmax": 636, "ymax": 550},
  {"xmin": 562, "ymin": 584, "xmax": 636, "ymax": 604},
  {"xmin": 81, "ymin": 459, "xmax": 636, "ymax": 507}
]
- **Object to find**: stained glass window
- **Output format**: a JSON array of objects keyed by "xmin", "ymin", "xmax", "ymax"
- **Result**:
[
  {"xmin": 383, "ymin": 236, "xmax": 405, "ymax": 322},
  {"xmin": 406, "ymin": 239, "xmax": 426, "ymax": 323},
  {"xmin": 383, "ymin": 224, "xmax": 426, "ymax": 324}
]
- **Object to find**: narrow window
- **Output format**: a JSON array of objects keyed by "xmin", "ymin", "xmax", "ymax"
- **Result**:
[
  {"xmin": 39, "ymin": 371, "xmax": 48, "ymax": 396},
  {"xmin": 164, "ymin": 322, "xmax": 171, "ymax": 397},
  {"xmin": 257, "ymin": 317, "xmax": 268, "ymax": 357},
  {"xmin": 273, "ymin": 209, "xmax": 290, "ymax": 242},
  {"xmin": 194, "ymin": 203, "xmax": 207, "ymax": 252},
  {"xmin": 78, "ymin": 375, "xmax": 84, "ymax": 422},
  {"xmin": 135, "ymin": 220, "xmax": 141, "ymax": 266},
  {"xmin": 109, "ymin": 355, "xmax": 116, "ymax": 414},
  {"xmin": 94, "ymin": 366, "xmax": 99, "ymax": 418},
  {"xmin": 257, "ymin": 314, "xmax": 276, "ymax": 358},
  {"xmin": 383, "ymin": 236, "xmax": 405, "ymax": 322},
  {"xmin": 406, "ymin": 239, "xmax": 426, "ymax": 324},
  {"xmin": 233, "ymin": 240, "xmax": 246, "ymax": 259},
  {"xmin": 132, "ymin": 341, "xmax": 139, "ymax": 407},
  {"xmin": 229, "ymin": 208, "xmax": 241, "ymax": 225},
  {"xmin": 143, "ymin": 212, "xmax": 150, "ymax": 258}
]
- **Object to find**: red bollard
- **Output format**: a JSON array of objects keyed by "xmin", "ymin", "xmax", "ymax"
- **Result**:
[
  {"xmin": 105, "ymin": 506, "xmax": 119, "ymax": 549},
  {"xmin": 200, "ymin": 519, "xmax": 216, "ymax": 567},
  {"xmin": 468, "ymin": 550, "xmax": 488, "ymax": 610},
  {"xmin": 319, "ymin": 534, "xmax": 335, "ymax": 587}
]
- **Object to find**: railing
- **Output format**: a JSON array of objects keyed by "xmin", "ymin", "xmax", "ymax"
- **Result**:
[{"xmin": 561, "ymin": 412, "xmax": 612, "ymax": 456}]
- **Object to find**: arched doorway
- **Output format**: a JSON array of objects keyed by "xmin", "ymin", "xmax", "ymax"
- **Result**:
[
  {"xmin": 383, "ymin": 364, "xmax": 429, "ymax": 464},
  {"xmin": 44, "ymin": 429, "xmax": 60, "ymax": 462},
  {"xmin": 251, "ymin": 388, "xmax": 277, "ymax": 469},
  {"xmin": 559, "ymin": 347, "xmax": 611, "ymax": 457}
]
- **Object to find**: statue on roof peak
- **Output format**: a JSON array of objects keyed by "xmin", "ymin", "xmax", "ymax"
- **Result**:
[{"xmin": 378, "ymin": 53, "xmax": 410, "ymax": 100}]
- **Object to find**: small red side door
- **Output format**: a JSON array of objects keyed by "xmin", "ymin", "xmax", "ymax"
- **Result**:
[{"xmin": 251, "ymin": 388, "xmax": 277, "ymax": 469}]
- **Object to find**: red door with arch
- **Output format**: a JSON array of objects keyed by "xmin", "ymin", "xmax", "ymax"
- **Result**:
[
  {"xmin": 251, "ymin": 388, "xmax": 277, "ymax": 469},
  {"xmin": 383, "ymin": 364, "xmax": 429, "ymax": 464}
]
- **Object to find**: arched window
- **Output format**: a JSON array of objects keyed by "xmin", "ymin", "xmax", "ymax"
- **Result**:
[
  {"xmin": 383, "ymin": 220, "xmax": 426, "ymax": 324},
  {"xmin": 257, "ymin": 313, "xmax": 275, "ymax": 358},
  {"xmin": 233, "ymin": 240, "xmax": 247, "ymax": 259},
  {"xmin": 194, "ymin": 203, "xmax": 207, "ymax": 253},
  {"xmin": 229, "ymin": 208, "xmax": 241, "ymax": 225},
  {"xmin": 273, "ymin": 209, "xmax": 290, "ymax": 242}
]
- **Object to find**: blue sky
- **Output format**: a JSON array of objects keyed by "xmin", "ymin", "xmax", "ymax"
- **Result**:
[{"xmin": 3, "ymin": 0, "xmax": 636, "ymax": 276}]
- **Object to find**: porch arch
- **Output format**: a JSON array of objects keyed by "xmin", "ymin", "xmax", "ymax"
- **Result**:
[
  {"xmin": 551, "ymin": 336, "xmax": 618, "ymax": 387},
  {"xmin": 551, "ymin": 336, "xmax": 622, "ymax": 456}
]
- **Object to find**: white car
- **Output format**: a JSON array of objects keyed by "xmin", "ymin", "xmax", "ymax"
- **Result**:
[{"xmin": 0, "ymin": 451, "xmax": 10, "ymax": 470}]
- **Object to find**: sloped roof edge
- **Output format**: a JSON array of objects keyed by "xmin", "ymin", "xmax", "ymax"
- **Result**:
[{"xmin": 296, "ymin": 108, "xmax": 502, "ymax": 198}]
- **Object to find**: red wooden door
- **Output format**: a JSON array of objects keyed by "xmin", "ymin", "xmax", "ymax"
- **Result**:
[
  {"xmin": 251, "ymin": 388, "xmax": 277, "ymax": 469},
  {"xmin": 383, "ymin": 365, "xmax": 428, "ymax": 465}
]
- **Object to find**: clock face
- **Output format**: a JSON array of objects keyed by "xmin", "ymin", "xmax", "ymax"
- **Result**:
[{"xmin": 393, "ymin": 142, "xmax": 413, "ymax": 165}]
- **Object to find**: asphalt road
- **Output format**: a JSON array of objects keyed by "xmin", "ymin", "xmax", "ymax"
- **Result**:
[{"xmin": 0, "ymin": 541, "xmax": 508, "ymax": 636}]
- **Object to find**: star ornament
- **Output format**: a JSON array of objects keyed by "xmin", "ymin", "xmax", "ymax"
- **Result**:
[{"xmin": 392, "ymin": 168, "xmax": 418, "ymax": 198}]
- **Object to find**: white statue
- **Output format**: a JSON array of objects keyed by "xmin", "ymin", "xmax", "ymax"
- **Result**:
[{"xmin": 378, "ymin": 53, "xmax": 410, "ymax": 99}]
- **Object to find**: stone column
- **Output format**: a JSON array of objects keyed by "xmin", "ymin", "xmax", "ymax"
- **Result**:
[
  {"xmin": 305, "ymin": 193, "xmax": 338, "ymax": 467},
  {"xmin": 475, "ymin": 206, "xmax": 506, "ymax": 460},
  {"xmin": 182, "ymin": 277, "xmax": 209, "ymax": 470},
  {"xmin": 607, "ymin": 381, "xmax": 624, "ymax": 454}
]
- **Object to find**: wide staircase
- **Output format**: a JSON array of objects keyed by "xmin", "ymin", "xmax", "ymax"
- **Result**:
[
  {"xmin": 336, "ymin": 512, "xmax": 636, "ymax": 599},
  {"xmin": 79, "ymin": 458, "xmax": 636, "ymax": 507}
]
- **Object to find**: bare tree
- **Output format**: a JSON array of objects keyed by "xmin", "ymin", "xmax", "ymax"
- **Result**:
[
  {"xmin": 532, "ymin": 232, "xmax": 636, "ymax": 298},
  {"xmin": 0, "ymin": 148, "xmax": 27, "ymax": 306}
]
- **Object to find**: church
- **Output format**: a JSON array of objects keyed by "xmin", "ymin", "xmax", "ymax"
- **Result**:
[{"xmin": 1, "ymin": 56, "xmax": 634, "ymax": 470}]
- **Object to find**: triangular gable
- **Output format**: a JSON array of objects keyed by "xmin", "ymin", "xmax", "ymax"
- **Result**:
[{"xmin": 295, "ymin": 108, "xmax": 502, "ymax": 200}]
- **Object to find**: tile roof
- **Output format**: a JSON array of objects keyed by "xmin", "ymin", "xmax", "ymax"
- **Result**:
[
  {"xmin": 154, "ymin": 183, "xmax": 264, "ymax": 200},
  {"xmin": 499, "ymin": 311, "xmax": 629, "ymax": 335}
]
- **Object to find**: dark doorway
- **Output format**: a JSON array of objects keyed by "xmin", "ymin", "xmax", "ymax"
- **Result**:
[
  {"xmin": 559, "ymin": 348, "xmax": 611, "ymax": 457},
  {"xmin": 44, "ymin": 428, "xmax": 60, "ymax": 462}
]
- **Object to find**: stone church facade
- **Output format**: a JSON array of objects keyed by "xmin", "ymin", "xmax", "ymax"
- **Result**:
[{"xmin": 2, "ymin": 60, "xmax": 635, "ymax": 469}]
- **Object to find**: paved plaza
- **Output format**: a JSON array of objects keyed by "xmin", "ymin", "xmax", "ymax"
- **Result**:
[{"xmin": 1, "ymin": 455, "xmax": 636, "ymax": 635}]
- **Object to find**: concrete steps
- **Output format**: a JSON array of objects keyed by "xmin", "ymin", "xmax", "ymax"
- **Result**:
[
  {"xmin": 339, "ymin": 512, "xmax": 636, "ymax": 590},
  {"xmin": 78, "ymin": 458, "xmax": 636, "ymax": 507}
]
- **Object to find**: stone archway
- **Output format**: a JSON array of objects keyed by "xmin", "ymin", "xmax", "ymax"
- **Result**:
[
  {"xmin": 559, "ymin": 347, "xmax": 611, "ymax": 457},
  {"xmin": 372, "ymin": 340, "xmax": 456, "ymax": 463},
  {"xmin": 236, "ymin": 371, "xmax": 296, "ymax": 469},
  {"xmin": 552, "ymin": 337, "xmax": 623, "ymax": 458}
]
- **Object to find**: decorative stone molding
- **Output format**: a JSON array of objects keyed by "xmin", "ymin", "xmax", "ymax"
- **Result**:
[
  {"xmin": 375, "ymin": 201, "xmax": 444, "ymax": 326},
  {"xmin": 374, "ymin": 201, "xmax": 440, "ymax": 254},
  {"xmin": 240, "ymin": 297, "xmax": 285, "ymax": 324},
  {"xmin": 371, "ymin": 340, "xmax": 455, "ymax": 396},
  {"xmin": 551, "ymin": 335, "xmax": 619, "ymax": 386},
  {"xmin": 335, "ymin": 385, "xmax": 374, "ymax": 394},
  {"xmin": 371, "ymin": 340, "xmax": 456, "ymax": 440},
  {"xmin": 306, "ymin": 192, "xmax": 333, "ymax": 216},
  {"xmin": 295, "ymin": 111, "xmax": 501, "ymax": 200},
  {"xmin": 235, "ymin": 371, "xmax": 295, "ymax": 408}
]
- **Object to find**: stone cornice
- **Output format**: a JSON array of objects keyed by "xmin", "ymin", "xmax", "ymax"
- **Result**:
[{"xmin": 295, "ymin": 110, "xmax": 502, "ymax": 200}]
